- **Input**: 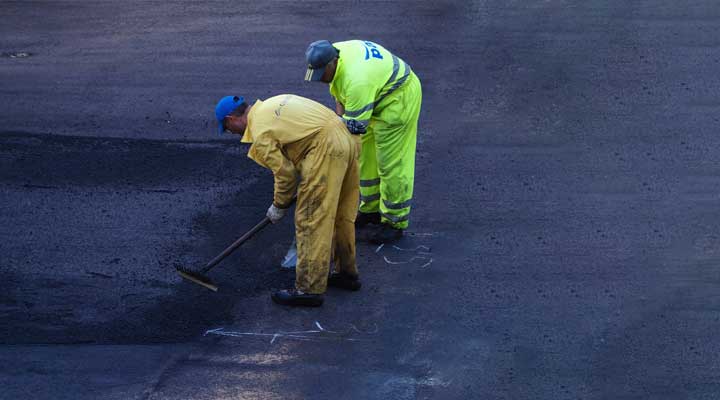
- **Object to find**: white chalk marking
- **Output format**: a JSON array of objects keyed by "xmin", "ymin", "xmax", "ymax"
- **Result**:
[
  {"xmin": 204, "ymin": 323, "xmax": 370, "ymax": 344},
  {"xmin": 375, "ymin": 243, "xmax": 385, "ymax": 253},
  {"xmin": 281, "ymin": 330, "xmax": 322, "ymax": 335},
  {"xmin": 207, "ymin": 330, "xmax": 321, "ymax": 342},
  {"xmin": 419, "ymin": 258, "xmax": 434, "ymax": 269},
  {"xmin": 313, "ymin": 321, "xmax": 339, "ymax": 334},
  {"xmin": 383, "ymin": 255, "xmax": 432, "ymax": 265},
  {"xmin": 383, "ymin": 256, "xmax": 406, "ymax": 265},
  {"xmin": 204, "ymin": 327, "xmax": 224, "ymax": 336},
  {"xmin": 392, "ymin": 245, "xmax": 431, "ymax": 252}
]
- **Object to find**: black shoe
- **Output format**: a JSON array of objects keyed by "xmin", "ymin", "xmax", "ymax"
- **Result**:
[
  {"xmin": 355, "ymin": 212, "xmax": 381, "ymax": 228},
  {"xmin": 327, "ymin": 272, "xmax": 362, "ymax": 291},
  {"xmin": 369, "ymin": 223, "xmax": 403, "ymax": 245},
  {"xmin": 271, "ymin": 288, "xmax": 324, "ymax": 307}
]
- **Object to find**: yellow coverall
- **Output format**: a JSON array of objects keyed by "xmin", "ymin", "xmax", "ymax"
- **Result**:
[
  {"xmin": 330, "ymin": 40, "xmax": 422, "ymax": 229},
  {"xmin": 241, "ymin": 95, "xmax": 360, "ymax": 294}
]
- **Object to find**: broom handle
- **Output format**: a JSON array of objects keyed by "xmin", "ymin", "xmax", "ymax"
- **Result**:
[{"xmin": 201, "ymin": 217, "xmax": 272, "ymax": 273}]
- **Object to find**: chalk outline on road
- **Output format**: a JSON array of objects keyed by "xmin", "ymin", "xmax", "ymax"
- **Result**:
[
  {"xmin": 376, "ymin": 242, "xmax": 435, "ymax": 268},
  {"xmin": 383, "ymin": 255, "xmax": 434, "ymax": 268},
  {"xmin": 204, "ymin": 321, "xmax": 378, "ymax": 344}
]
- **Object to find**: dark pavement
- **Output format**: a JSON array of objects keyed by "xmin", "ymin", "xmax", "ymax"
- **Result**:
[{"xmin": 2, "ymin": 1, "xmax": 720, "ymax": 399}]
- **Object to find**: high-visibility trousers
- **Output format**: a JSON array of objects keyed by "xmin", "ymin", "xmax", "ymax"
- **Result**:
[
  {"xmin": 295, "ymin": 118, "xmax": 360, "ymax": 294},
  {"xmin": 359, "ymin": 72, "xmax": 422, "ymax": 229}
]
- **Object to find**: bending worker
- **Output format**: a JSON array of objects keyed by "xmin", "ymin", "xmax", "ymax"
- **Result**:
[
  {"xmin": 304, "ymin": 39, "xmax": 422, "ymax": 244},
  {"xmin": 214, "ymin": 94, "xmax": 362, "ymax": 307}
]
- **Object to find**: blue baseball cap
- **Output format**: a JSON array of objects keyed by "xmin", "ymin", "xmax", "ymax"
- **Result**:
[
  {"xmin": 305, "ymin": 40, "xmax": 339, "ymax": 81},
  {"xmin": 214, "ymin": 95, "xmax": 245, "ymax": 135}
]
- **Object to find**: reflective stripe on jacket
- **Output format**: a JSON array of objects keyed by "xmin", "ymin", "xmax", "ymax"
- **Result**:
[{"xmin": 329, "ymin": 40, "xmax": 412, "ymax": 125}]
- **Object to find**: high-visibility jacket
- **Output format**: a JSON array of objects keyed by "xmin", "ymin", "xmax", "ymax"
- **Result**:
[
  {"xmin": 240, "ymin": 94, "xmax": 340, "ymax": 208},
  {"xmin": 328, "ymin": 40, "xmax": 421, "ymax": 229},
  {"xmin": 330, "ymin": 40, "xmax": 413, "ymax": 126}
]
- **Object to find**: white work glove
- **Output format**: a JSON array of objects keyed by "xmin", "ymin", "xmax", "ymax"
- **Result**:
[{"xmin": 266, "ymin": 204, "xmax": 287, "ymax": 224}]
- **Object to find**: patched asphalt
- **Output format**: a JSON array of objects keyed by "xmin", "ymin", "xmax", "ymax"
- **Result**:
[{"xmin": 2, "ymin": 1, "xmax": 720, "ymax": 399}]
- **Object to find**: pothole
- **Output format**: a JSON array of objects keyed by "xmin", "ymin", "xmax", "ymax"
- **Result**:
[{"xmin": 2, "ymin": 51, "xmax": 32, "ymax": 58}]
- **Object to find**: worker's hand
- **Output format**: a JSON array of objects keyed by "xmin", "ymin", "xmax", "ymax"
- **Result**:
[
  {"xmin": 266, "ymin": 204, "xmax": 287, "ymax": 224},
  {"xmin": 345, "ymin": 118, "xmax": 367, "ymax": 135}
]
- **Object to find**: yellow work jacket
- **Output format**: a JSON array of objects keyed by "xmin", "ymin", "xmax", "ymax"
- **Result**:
[
  {"xmin": 330, "ymin": 40, "xmax": 413, "ymax": 125},
  {"xmin": 241, "ymin": 94, "xmax": 338, "ymax": 208}
]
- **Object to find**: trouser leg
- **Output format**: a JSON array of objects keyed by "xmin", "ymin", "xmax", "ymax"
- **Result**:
[
  {"xmin": 374, "ymin": 75, "xmax": 422, "ymax": 229},
  {"xmin": 358, "ymin": 124, "xmax": 380, "ymax": 214},
  {"xmin": 295, "ymin": 130, "xmax": 351, "ymax": 294},
  {"xmin": 333, "ymin": 133, "xmax": 360, "ymax": 276}
]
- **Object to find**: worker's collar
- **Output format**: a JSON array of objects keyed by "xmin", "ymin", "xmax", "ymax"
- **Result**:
[{"xmin": 240, "ymin": 100, "xmax": 262, "ymax": 143}]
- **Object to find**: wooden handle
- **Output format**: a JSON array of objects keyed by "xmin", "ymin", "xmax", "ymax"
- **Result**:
[
  {"xmin": 200, "ymin": 197, "xmax": 297, "ymax": 273},
  {"xmin": 201, "ymin": 217, "xmax": 271, "ymax": 273}
]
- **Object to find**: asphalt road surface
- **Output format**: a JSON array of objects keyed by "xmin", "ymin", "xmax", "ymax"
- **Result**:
[{"xmin": 2, "ymin": 1, "xmax": 720, "ymax": 399}]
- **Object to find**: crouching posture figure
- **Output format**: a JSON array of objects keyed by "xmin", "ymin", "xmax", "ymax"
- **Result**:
[{"xmin": 215, "ymin": 94, "xmax": 362, "ymax": 307}]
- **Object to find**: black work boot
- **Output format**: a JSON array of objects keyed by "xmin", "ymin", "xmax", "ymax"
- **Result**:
[
  {"xmin": 369, "ymin": 223, "xmax": 404, "ymax": 245},
  {"xmin": 271, "ymin": 288, "xmax": 324, "ymax": 307},
  {"xmin": 327, "ymin": 272, "xmax": 362, "ymax": 291},
  {"xmin": 355, "ymin": 212, "xmax": 381, "ymax": 228}
]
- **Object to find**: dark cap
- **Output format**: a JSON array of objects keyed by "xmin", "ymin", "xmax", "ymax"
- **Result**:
[{"xmin": 304, "ymin": 40, "xmax": 339, "ymax": 81}]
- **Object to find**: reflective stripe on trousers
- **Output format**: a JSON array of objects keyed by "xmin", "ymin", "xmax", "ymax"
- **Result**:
[{"xmin": 358, "ymin": 73, "xmax": 422, "ymax": 229}]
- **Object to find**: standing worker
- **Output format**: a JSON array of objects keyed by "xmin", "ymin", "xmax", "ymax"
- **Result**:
[
  {"xmin": 214, "ymin": 94, "xmax": 362, "ymax": 307},
  {"xmin": 304, "ymin": 39, "xmax": 422, "ymax": 244}
]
